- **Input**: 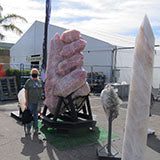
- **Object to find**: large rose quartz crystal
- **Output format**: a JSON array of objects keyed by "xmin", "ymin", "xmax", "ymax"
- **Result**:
[{"xmin": 45, "ymin": 30, "xmax": 90, "ymax": 114}]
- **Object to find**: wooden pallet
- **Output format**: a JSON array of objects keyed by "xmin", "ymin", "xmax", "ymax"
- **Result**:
[{"xmin": 0, "ymin": 76, "xmax": 18, "ymax": 101}]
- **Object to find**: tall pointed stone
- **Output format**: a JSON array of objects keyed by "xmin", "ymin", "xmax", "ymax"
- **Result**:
[{"xmin": 122, "ymin": 15, "xmax": 155, "ymax": 160}]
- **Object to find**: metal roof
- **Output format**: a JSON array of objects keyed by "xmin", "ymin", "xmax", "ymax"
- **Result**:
[{"xmin": 0, "ymin": 42, "xmax": 14, "ymax": 49}]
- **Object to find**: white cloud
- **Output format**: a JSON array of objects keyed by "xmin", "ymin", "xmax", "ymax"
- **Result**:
[
  {"xmin": 1, "ymin": 0, "xmax": 45, "ymax": 42},
  {"xmin": 0, "ymin": 0, "xmax": 160, "ymax": 43}
]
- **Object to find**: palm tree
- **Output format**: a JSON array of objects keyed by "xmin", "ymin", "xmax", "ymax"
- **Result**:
[{"xmin": 0, "ymin": 5, "xmax": 27, "ymax": 40}]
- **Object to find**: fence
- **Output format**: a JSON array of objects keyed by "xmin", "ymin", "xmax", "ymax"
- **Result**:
[
  {"xmin": 83, "ymin": 65, "xmax": 112, "ymax": 83},
  {"xmin": 116, "ymin": 46, "xmax": 160, "ymax": 88},
  {"xmin": 2, "ymin": 63, "xmax": 112, "ymax": 82},
  {"xmin": 2, "ymin": 46, "xmax": 160, "ymax": 90}
]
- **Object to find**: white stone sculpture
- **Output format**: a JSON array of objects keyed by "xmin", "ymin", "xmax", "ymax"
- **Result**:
[
  {"xmin": 122, "ymin": 15, "xmax": 155, "ymax": 160},
  {"xmin": 101, "ymin": 84, "xmax": 120, "ymax": 121}
]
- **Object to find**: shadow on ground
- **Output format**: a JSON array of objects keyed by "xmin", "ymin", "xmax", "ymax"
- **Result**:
[
  {"xmin": 151, "ymin": 101, "xmax": 160, "ymax": 116},
  {"xmin": 21, "ymin": 133, "xmax": 45, "ymax": 160},
  {"xmin": 147, "ymin": 135, "xmax": 160, "ymax": 153}
]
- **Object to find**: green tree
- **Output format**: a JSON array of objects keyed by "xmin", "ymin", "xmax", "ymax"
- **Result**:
[{"xmin": 0, "ymin": 5, "xmax": 27, "ymax": 40}]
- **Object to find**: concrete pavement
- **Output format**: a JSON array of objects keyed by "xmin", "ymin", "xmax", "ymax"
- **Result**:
[{"xmin": 0, "ymin": 96, "xmax": 160, "ymax": 160}]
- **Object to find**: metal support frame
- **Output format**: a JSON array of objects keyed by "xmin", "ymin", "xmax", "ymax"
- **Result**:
[
  {"xmin": 11, "ymin": 108, "xmax": 22, "ymax": 122},
  {"xmin": 97, "ymin": 110, "xmax": 121, "ymax": 160},
  {"xmin": 40, "ymin": 94, "xmax": 96, "ymax": 130}
]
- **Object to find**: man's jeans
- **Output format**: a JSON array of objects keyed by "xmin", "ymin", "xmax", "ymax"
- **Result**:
[{"xmin": 26, "ymin": 103, "xmax": 38, "ymax": 132}]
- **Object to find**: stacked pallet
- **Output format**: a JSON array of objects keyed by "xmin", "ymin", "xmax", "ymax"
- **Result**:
[
  {"xmin": 0, "ymin": 76, "xmax": 18, "ymax": 101},
  {"xmin": 87, "ymin": 72, "xmax": 105, "ymax": 93},
  {"xmin": 87, "ymin": 72, "xmax": 105, "ymax": 85}
]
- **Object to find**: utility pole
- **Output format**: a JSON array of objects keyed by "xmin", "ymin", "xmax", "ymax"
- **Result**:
[{"xmin": 41, "ymin": 0, "xmax": 51, "ymax": 82}]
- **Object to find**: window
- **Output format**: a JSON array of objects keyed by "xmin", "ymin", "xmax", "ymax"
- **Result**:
[
  {"xmin": 31, "ymin": 61, "xmax": 39, "ymax": 69},
  {"xmin": 30, "ymin": 54, "xmax": 41, "ymax": 69}
]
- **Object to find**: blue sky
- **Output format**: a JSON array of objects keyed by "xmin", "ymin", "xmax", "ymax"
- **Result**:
[{"xmin": 1, "ymin": 0, "xmax": 160, "ymax": 44}]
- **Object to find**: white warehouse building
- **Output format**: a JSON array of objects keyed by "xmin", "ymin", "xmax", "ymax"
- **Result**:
[
  {"xmin": 10, "ymin": 21, "xmax": 117, "ymax": 83},
  {"xmin": 10, "ymin": 21, "xmax": 160, "ymax": 88}
]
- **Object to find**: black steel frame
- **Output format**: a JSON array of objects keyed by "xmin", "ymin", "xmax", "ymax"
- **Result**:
[
  {"xmin": 97, "ymin": 110, "xmax": 121, "ymax": 160},
  {"xmin": 40, "ymin": 94, "xmax": 96, "ymax": 130}
]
